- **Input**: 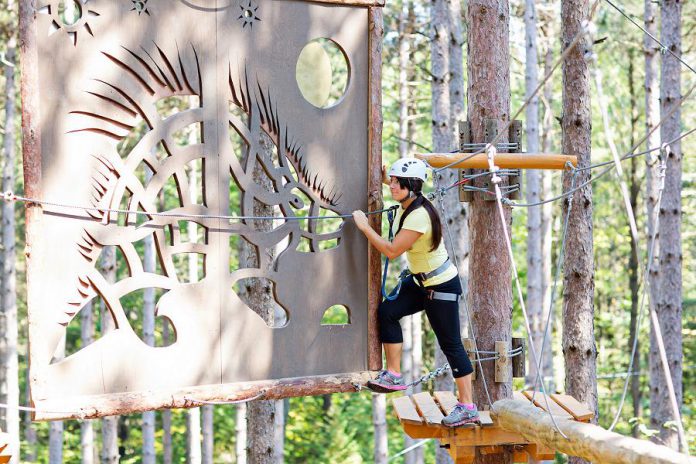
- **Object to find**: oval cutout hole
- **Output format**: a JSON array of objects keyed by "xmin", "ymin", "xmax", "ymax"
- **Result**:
[{"xmin": 321, "ymin": 305, "xmax": 350, "ymax": 326}]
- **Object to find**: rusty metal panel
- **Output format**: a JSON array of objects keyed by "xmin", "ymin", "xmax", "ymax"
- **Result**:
[{"xmin": 27, "ymin": 0, "xmax": 370, "ymax": 419}]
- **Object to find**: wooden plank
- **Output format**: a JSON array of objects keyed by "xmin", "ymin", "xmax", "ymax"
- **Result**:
[
  {"xmin": 433, "ymin": 390, "xmax": 459, "ymax": 416},
  {"xmin": 479, "ymin": 411, "xmax": 494, "ymax": 426},
  {"xmin": 449, "ymin": 425, "xmax": 529, "ymax": 446},
  {"xmin": 450, "ymin": 445, "xmax": 475, "ymax": 464},
  {"xmin": 412, "ymin": 392, "xmax": 445, "ymax": 425},
  {"xmin": 416, "ymin": 152, "xmax": 577, "ymax": 170},
  {"xmin": 550, "ymin": 393, "xmax": 594, "ymax": 422},
  {"xmin": 403, "ymin": 422, "xmax": 443, "ymax": 439},
  {"xmin": 511, "ymin": 338, "xmax": 525, "ymax": 378},
  {"xmin": 522, "ymin": 391, "xmax": 573, "ymax": 419},
  {"xmin": 513, "ymin": 391, "xmax": 530, "ymax": 402},
  {"xmin": 392, "ymin": 396, "xmax": 423, "ymax": 425}
]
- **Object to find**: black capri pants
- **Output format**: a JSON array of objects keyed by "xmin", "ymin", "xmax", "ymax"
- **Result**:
[{"xmin": 378, "ymin": 274, "xmax": 474, "ymax": 378}]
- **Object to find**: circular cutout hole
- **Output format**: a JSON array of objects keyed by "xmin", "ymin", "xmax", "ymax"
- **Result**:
[
  {"xmin": 58, "ymin": 0, "xmax": 82, "ymax": 26},
  {"xmin": 296, "ymin": 38, "xmax": 349, "ymax": 109}
]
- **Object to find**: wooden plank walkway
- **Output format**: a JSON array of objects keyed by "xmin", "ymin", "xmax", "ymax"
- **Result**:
[{"xmin": 392, "ymin": 390, "xmax": 591, "ymax": 464}]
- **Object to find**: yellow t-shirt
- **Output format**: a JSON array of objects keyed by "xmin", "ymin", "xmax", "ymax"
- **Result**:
[{"xmin": 391, "ymin": 205, "xmax": 458, "ymax": 287}]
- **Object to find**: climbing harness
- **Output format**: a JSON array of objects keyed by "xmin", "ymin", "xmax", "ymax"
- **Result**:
[{"xmin": 379, "ymin": 202, "xmax": 459, "ymax": 302}]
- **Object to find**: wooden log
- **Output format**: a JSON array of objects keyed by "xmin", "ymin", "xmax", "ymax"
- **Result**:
[
  {"xmin": 367, "ymin": 7, "xmax": 384, "ymax": 371},
  {"xmin": 33, "ymin": 371, "xmax": 372, "ymax": 421},
  {"xmin": 492, "ymin": 399, "xmax": 696, "ymax": 464},
  {"xmin": 308, "ymin": 0, "xmax": 385, "ymax": 6},
  {"xmin": 416, "ymin": 152, "xmax": 577, "ymax": 170}
]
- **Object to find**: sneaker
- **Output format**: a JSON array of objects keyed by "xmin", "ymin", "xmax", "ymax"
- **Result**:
[
  {"xmin": 441, "ymin": 403, "xmax": 481, "ymax": 427},
  {"xmin": 366, "ymin": 370, "xmax": 407, "ymax": 393}
]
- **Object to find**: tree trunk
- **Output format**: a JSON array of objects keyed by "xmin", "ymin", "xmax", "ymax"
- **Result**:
[
  {"xmin": 161, "ymin": 321, "xmax": 173, "ymax": 464},
  {"xmin": 236, "ymin": 404, "xmax": 248, "ymax": 464},
  {"xmin": 561, "ymin": 2, "xmax": 596, "ymax": 464},
  {"xmin": 202, "ymin": 405, "xmax": 214, "ymax": 464},
  {"xmin": 186, "ymin": 408, "xmax": 202, "ymax": 463},
  {"xmin": 651, "ymin": 0, "xmax": 683, "ymax": 451},
  {"xmin": 100, "ymin": 247, "xmax": 119, "ymax": 464},
  {"xmin": 467, "ymin": 0, "xmax": 512, "ymax": 463},
  {"xmin": 643, "ymin": 0, "xmax": 660, "ymax": 439},
  {"xmin": 431, "ymin": 3, "xmax": 454, "ymax": 463},
  {"xmin": 49, "ymin": 335, "xmax": 66, "ymax": 464},
  {"xmin": 524, "ymin": 0, "xmax": 545, "ymax": 389},
  {"xmin": 540, "ymin": 46, "xmax": 555, "ymax": 392},
  {"xmin": 626, "ymin": 50, "xmax": 642, "ymax": 437},
  {"xmin": 372, "ymin": 394, "xmax": 388, "ymax": 464},
  {"xmin": 81, "ymin": 302, "xmax": 96, "ymax": 464},
  {"xmin": 24, "ymin": 375, "xmax": 38, "ymax": 462},
  {"xmin": 0, "ymin": 2, "xmax": 19, "ymax": 459},
  {"xmin": 245, "ymin": 133, "xmax": 282, "ymax": 464},
  {"xmin": 142, "ymin": 166, "xmax": 156, "ymax": 464}
]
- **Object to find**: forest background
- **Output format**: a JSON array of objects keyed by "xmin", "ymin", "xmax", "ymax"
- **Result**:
[{"xmin": 0, "ymin": 0, "xmax": 693, "ymax": 462}]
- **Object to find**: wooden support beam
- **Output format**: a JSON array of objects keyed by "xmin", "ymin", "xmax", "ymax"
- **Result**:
[
  {"xmin": 492, "ymin": 399, "xmax": 696, "ymax": 464},
  {"xmin": 495, "ymin": 341, "xmax": 511, "ymax": 383},
  {"xmin": 416, "ymin": 152, "xmax": 577, "ymax": 170},
  {"xmin": 511, "ymin": 338, "xmax": 525, "ymax": 378}
]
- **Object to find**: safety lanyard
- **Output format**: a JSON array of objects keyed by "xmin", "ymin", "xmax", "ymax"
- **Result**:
[{"xmin": 381, "ymin": 206, "xmax": 406, "ymax": 301}]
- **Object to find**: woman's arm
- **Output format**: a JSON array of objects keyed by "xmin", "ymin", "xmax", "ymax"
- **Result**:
[{"xmin": 352, "ymin": 210, "xmax": 421, "ymax": 260}]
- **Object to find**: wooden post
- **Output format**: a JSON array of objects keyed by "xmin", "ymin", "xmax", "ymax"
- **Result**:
[
  {"xmin": 511, "ymin": 338, "xmax": 526, "ymax": 379},
  {"xmin": 459, "ymin": 120, "xmax": 473, "ymax": 202},
  {"xmin": 367, "ymin": 7, "xmax": 384, "ymax": 372},
  {"xmin": 495, "ymin": 341, "xmax": 511, "ymax": 383},
  {"xmin": 463, "ymin": 338, "xmax": 477, "ymax": 380},
  {"xmin": 508, "ymin": 121, "xmax": 522, "ymax": 200},
  {"xmin": 19, "ymin": 0, "xmax": 44, "ymax": 423},
  {"xmin": 492, "ymin": 399, "xmax": 695, "ymax": 464}
]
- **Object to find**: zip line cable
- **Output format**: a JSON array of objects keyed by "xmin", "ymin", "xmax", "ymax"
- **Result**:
[
  {"xmin": 608, "ymin": 163, "xmax": 665, "ymax": 432},
  {"xmin": 601, "ymin": 0, "xmax": 696, "ymax": 77}
]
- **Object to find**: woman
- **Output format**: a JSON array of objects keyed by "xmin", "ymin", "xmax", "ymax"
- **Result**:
[{"xmin": 352, "ymin": 158, "xmax": 479, "ymax": 427}]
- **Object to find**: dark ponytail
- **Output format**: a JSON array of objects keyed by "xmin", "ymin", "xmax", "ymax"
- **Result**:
[{"xmin": 395, "ymin": 178, "xmax": 443, "ymax": 252}]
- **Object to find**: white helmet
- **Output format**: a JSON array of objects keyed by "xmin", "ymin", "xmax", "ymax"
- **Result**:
[{"xmin": 388, "ymin": 158, "xmax": 428, "ymax": 182}]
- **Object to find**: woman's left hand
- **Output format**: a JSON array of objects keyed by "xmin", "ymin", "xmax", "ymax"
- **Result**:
[{"xmin": 352, "ymin": 210, "xmax": 369, "ymax": 231}]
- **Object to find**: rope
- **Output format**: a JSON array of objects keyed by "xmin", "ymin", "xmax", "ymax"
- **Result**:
[
  {"xmin": 0, "ymin": 402, "xmax": 88, "ymax": 419},
  {"xmin": 608, "ymin": 162, "xmax": 665, "ymax": 431},
  {"xmin": 388, "ymin": 439, "xmax": 431, "ymax": 461},
  {"xmin": 486, "ymin": 146, "xmax": 569, "ymax": 439},
  {"xmin": 1, "ymin": 191, "xmax": 395, "ymax": 222},
  {"xmin": 529, "ymin": 168, "xmax": 578, "ymax": 401}
]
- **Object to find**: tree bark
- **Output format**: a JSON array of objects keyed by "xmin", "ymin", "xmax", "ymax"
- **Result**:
[
  {"xmin": 236, "ymin": 404, "xmax": 248, "ymax": 464},
  {"xmin": 523, "ymin": 0, "xmax": 546, "ymax": 389},
  {"xmin": 372, "ymin": 394, "xmax": 388, "ymax": 464},
  {"xmin": 81, "ymin": 302, "xmax": 96, "ymax": 464},
  {"xmin": 626, "ymin": 49, "xmax": 642, "ymax": 437},
  {"xmin": 24, "ymin": 376, "xmax": 38, "ymax": 462},
  {"xmin": 161, "ymin": 321, "xmax": 173, "ymax": 464},
  {"xmin": 142, "ymin": 167, "xmax": 156, "ymax": 464},
  {"xmin": 202, "ymin": 405, "xmax": 214, "ymax": 464},
  {"xmin": 540, "ymin": 45, "xmax": 555, "ymax": 392},
  {"xmin": 186, "ymin": 408, "xmax": 202, "ymax": 463},
  {"xmin": 49, "ymin": 335, "xmax": 66, "ymax": 464},
  {"xmin": 245, "ymin": 133, "xmax": 282, "ymax": 464},
  {"xmin": 100, "ymin": 247, "xmax": 119, "ymax": 464},
  {"xmin": 1, "ymin": 1, "xmax": 20, "ymax": 458},
  {"xmin": 642, "ymin": 0, "xmax": 660, "ymax": 438},
  {"xmin": 651, "ymin": 0, "xmax": 683, "ymax": 451},
  {"xmin": 561, "ymin": 2, "xmax": 596, "ymax": 464},
  {"xmin": 431, "ymin": 2, "xmax": 454, "ymax": 463},
  {"xmin": 467, "ymin": 0, "xmax": 512, "ymax": 463}
]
